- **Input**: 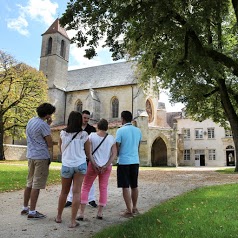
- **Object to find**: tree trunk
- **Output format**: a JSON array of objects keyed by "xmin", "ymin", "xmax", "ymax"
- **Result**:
[
  {"xmin": 217, "ymin": 78, "xmax": 238, "ymax": 171},
  {"xmin": 0, "ymin": 116, "xmax": 5, "ymax": 160}
]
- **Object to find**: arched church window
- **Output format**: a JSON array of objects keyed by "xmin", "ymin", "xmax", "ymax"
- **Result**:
[
  {"xmin": 60, "ymin": 40, "xmax": 65, "ymax": 58},
  {"xmin": 76, "ymin": 100, "xmax": 83, "ymax": 113},
  {"xmin": 112, "ymin": 97, "xmax": 119, "ymax": 118},
  {"xmin": 47, "ymin": 37, "xmax": 52, "ymax": 55},
  {"xmin": 146, "ymin": 99, "xmax": 154, "ymax": 123}
]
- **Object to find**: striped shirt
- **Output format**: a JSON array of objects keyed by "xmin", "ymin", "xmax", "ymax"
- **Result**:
[{"xmin": 26, "ymin": 117, "xmax": 51, "ymax": 159}]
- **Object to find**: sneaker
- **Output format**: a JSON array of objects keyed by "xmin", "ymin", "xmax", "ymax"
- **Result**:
[
  {"xmin": 27, "ymin": 211, "xmax": 46, "ymax": 220},
  {"xmin": 21, "ymin": 208, "xmax": 29, "ymax": 215},
  {"xmin": 88, "ymin": 200, "xmax": 97, "ymax": 208},
  {"xmin": 65, "ymin": 201, "xmax": 72, "ymax": 208}
]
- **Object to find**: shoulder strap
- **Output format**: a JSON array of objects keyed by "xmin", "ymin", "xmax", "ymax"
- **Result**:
[
  {"xmin": 92, "ymin": 133, "xmax": 108, "ymax": 155},
  {"xmin": 64, "ymin": 131, "xmax": 80, "ymax": 151}
]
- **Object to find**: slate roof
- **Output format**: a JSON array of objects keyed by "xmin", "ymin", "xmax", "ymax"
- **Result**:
[
  {"xmin": 42, "ymin": 18, "xmax": 70, "ymax": 40},
  {"xmin": 66, "ymin": 61, "xmax": 138, "ymax": 91}
]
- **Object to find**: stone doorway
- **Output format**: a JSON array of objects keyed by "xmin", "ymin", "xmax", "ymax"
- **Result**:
[{"xmin": 151, "ymin": 137, "xmax": 167, "ymax": 166}]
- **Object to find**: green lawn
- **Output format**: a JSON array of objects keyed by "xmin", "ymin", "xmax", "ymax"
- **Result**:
[
  {"xmin": 0, "ymin": 160, "xmax": 61, "ymax": 192},
  {"xmin": 93, "ymin": 183, "xmax": 238, "ymax": 238}
]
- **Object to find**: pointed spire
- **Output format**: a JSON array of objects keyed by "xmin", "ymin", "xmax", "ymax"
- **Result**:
[{"xmin": 42, "ymin": 18, "xmax": 70, "ymax": 40}]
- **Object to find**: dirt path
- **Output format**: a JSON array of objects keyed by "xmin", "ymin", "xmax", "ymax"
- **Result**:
[{"xmin": 1, "ymin": 167, "xmax": 238, "ymax": 238}]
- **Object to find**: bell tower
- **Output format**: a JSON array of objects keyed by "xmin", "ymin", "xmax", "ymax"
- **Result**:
[{"xmin": 39, "ymin": 18, "xmax": 70, "ymax": 125}]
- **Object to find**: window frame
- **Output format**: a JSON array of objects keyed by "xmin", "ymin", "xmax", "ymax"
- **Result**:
[
  {"xmin": 207, "ymin": 127, "xmax": 215, "ymax": 139},
  {"xmin": 208, "ymin": 149, "xmax": 216, "ymax": 160},
  {"xmin": 111, "ymin": 97, "xmax": 119, "ymax": 118},
  {"xmin": 75, "ymin": 100, "xmax": 83, "ymax": 113},
  {"xmin": 47, "ymin": 37, "xmax": 52, "ymax": 55},
  {"xmin": 195, "ymin": 128, "xmax": 204, "ymax": 139},
  {"xmin": 183, "ymin": 128, "xmax": 191, "ymax": 140},
  {"xmin": 184, "ymin": 149, "xmax": 191, "ymax": 160}
]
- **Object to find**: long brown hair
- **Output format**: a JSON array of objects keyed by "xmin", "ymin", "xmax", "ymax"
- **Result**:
[{"xmin": 65, "ymin": 111, "xmax": 83, "ymax": 133}]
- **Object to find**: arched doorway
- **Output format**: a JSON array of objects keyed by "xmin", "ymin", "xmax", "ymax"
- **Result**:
[
  {"xmin": 226, "ymin": 145, "xmax": 235, "ymax": 166},
  {"xmin": 151, "ymin": 137, "xmax": 167, "ymax": 166}
]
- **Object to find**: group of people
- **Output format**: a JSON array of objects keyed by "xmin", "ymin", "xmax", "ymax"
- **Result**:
[{"xmin": 21, "ymin": 103, "xmax": 142, "ymax": 228}]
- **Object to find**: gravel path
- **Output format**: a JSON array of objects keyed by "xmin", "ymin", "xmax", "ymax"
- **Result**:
[{"xmin": 1, "ymin": 167, "xmax": 237, "ymax": 238}]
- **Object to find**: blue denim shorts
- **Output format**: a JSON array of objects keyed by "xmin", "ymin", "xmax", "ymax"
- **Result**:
[{"xmin": 61, "ymin": 162, "xmax": 87, "ymax": 178}]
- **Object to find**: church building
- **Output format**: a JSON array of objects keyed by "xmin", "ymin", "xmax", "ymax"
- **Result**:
[
  {"xmin": 39, "ymin": 18, "xmax": 179, "ymax": 167},
  {"xmin": 37, "ymin": 19, "xmax": 235, "ymax": 167}
]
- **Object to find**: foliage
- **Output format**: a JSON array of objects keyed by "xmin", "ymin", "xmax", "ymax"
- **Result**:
[
  {"xmin": 0, "ymin": 161, "xmax": 61, "ymax": 192},
  {"xmin": 60, "ymin": 0, "xmax": 238, "ymax": 170},
  {"xmin": 93, "ymin": 183, "xmax": 238, "ymax": 238},
  {"xmin": 0, "ymin": 50, "xmax": 48, "ymax": 159}
]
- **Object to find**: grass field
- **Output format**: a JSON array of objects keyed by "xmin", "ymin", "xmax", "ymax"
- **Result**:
[{"xmin": 0, "ymin": 160, "xmax": 61, "ymax": 192}]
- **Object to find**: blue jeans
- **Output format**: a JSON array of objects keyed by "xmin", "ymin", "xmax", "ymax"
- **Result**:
[{"xmin": 61, "ymin": 163, "xmax": 87, "ymax": 178}]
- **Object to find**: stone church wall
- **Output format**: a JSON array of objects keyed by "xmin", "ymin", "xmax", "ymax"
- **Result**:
[
  {"xmin": 48, "ymin": 89, "xmax": 66, "ymax": 126},
  {"xmin": 65, "ymin": 84, "xmax": 145, "ymax": 123}
]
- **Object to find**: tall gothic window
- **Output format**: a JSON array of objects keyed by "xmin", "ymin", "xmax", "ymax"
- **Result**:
[
  {"xmin": 146, "ymin": 99, "xmax": 153, "ymax": 123},
  {"xmin": 60, "ymin": 40, "xmax": 65, "ymax": 58},
  {"xmin": 47, "ymin": 37, "xmax": 52, "ymax": 55},
  {"xmin": 76, "ymin": 100, "xmax": 83, "ymax": 113},
  {"xmin": 112, "ymin": 97, "xmax": 119, "ymax": 118}
]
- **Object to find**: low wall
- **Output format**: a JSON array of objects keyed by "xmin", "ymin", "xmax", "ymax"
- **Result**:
[{"xmin": 4, "ymin": 144, "xmax": 27, "ymax": 160}]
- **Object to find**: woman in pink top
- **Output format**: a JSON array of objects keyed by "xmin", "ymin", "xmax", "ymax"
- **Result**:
[{"xmin": 78, "ymin": 118, "xmax": 117, "ymax": 220}]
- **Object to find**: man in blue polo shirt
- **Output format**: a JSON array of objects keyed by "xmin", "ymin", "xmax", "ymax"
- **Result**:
[{"xmin": 116, "ymin": 111, "xmax": 142, "ymax": 218}]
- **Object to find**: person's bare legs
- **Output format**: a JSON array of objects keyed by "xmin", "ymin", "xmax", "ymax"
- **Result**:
[
  {"xmin": 56, "ymin": 177, "xmax": 72, "ymax": 223},
  {"xmin": 122, "ymin": 188, "xmax": 132, "ymax": 213},
  {"xmin": 70, "ymin": 172, "xmax": 84, "ymax": 228},
  {"xmin": 97, "ymin": 205, "xmax": 104, "ymax": 218},
  {"xmin": 131, "ymin": 187, "xmax": 139, "ymax": 213},
  {"xmin": 78, "ymin": 203, "xmax": 86, "ymax": 218},
  {"xmin": 23, "ymin": 187, "xmax": 32, "ymax": 207},
  {"xmin": 29, "ymin": 188, "xmax": 40, "ymax": 211}
]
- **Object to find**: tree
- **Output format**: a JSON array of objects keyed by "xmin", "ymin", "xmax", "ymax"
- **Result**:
[
  {"xmin": 60, "ymin": 0, "xmax": 238, "ymax": 170},
  {"xmin": 0, "ymin": 50, "xmax": 48, "ymax": 160}
]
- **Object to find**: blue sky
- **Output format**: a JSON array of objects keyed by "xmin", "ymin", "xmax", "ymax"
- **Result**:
[
  {"xmin": 0, "ymin": 0, "xmax": 183, "ymax": 111},
  {"xmin": 0, "ymin": 0, "xmax": 115, "ymax": 70}
]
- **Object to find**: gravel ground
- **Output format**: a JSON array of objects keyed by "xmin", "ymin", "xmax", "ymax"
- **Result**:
[{"xmin": 0, "ymin": 167, "xmax": 237, "ymax": 238}]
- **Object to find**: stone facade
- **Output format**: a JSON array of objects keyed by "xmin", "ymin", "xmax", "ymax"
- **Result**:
[
  {"xmin": 176, "ymin": 117, "xmax": 235, "ymax": 167},
  {"xmin": 36, "ymin": 19, "xmax": 179, "ymax": 167},
  {"xmin": 39, "ymin": 19, "xmax": 70, "ymax": 126}
]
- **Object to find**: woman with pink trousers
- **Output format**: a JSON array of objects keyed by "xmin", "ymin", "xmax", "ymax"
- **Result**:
[{"xmin": 77, "ymin": 118, "xmax": 117, "ymax": 220}]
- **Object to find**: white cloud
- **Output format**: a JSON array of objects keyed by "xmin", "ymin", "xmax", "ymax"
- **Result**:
[
  {"xmin": 7, "ymin": 14, "xmax": 29, "ymax": 36},
  {"xmin": 159, "ymin": 91, "xmax": 184, "ymax": 112},
  {"xmin": 67, "ymin": 29, "xmax": 115, "ymax": 69},
  {"xmin": 6, "ymin": 0, "xmax": 58, "ymax": 35},
  {"xmin": 21, "ymin": 0, "xmax": 58, "ymax": 25},
  {"xmin": 69, "ymin": 44, "xmax": 113, "ymax": 70}
]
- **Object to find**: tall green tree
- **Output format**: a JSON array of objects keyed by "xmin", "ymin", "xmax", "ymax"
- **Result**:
[
  {"xmin": 0, "ymin": 50, "xmax": 48, "ymax": 160},
  {"xmin": 61, "ymin": 0, "xmax": 238, "ymax": 170}
]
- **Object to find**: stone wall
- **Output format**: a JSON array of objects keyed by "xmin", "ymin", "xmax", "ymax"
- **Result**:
[{"xmin": 4, "ymin": 144, "xmax": 27, "ymax": 160}]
